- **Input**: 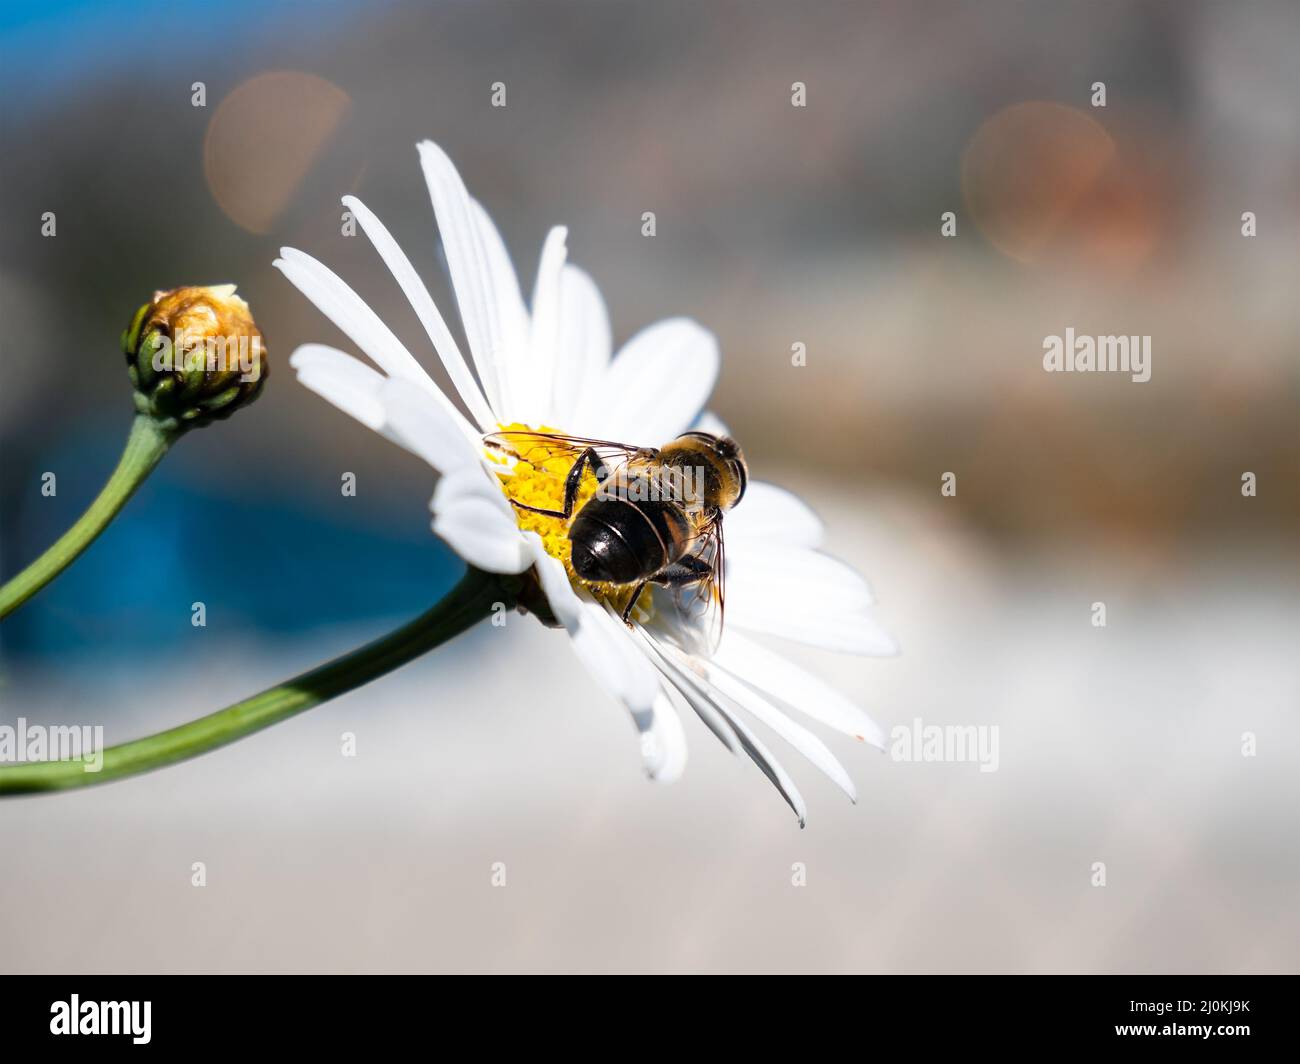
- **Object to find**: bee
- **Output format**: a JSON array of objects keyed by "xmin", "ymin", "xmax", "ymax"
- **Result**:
[{"xmin": 484, "ymin": 428, "xmax": 747, "ymax": 647}]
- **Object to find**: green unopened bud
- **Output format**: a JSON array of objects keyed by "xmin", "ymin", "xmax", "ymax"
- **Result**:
[{"xmin": 122, "ymin": 284, "xmax": 267, "ymax": 431}]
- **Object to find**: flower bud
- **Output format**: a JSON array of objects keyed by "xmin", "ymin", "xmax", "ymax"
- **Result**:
[{"xmin": 122, "ymin": 284, "xmax": 267, "ymax": 430}]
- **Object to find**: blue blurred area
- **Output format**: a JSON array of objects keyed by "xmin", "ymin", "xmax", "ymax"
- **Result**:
[
  {"xmin": 1, "ymin": 420, "xmax": 463, "ymax": 667},
  {"xmin": 0, "ymin": 0, "xmax": 365, "ymax": 105}
]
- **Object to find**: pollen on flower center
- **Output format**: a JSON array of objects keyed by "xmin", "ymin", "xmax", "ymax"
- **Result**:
[{"xmin": 486, "ymin": 422, "xmax": 651, "ymax": 622}]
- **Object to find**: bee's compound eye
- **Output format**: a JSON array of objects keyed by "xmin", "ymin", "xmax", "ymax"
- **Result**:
[
  {"xmin": 730, "ymin": 458, "xmax": 747, "ymax": 505},
  {"xmin": 717, "ymin": 435, "xmax": 745, "ymax": 460}
]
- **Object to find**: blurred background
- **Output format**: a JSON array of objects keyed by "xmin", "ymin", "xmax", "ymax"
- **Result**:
[{"xmin": 1, "ymin": 0, "xmax": 1296, "ymax": 972}]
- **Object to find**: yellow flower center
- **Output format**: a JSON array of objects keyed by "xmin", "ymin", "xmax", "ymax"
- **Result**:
[{"xmin": 487, "ymin": 422, "xmax": 652, "ymax": 622}]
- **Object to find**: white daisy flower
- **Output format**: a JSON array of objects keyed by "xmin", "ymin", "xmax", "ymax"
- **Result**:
[{"xmin": 274, "ymin": 141, "xmax": 896, "ymax": 824}]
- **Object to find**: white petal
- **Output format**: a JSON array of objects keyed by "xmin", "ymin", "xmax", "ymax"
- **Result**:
[
  {"xmin": 522, "ymin": 533, "xmax": 583, "ymax": 629},
  {"xmin": 292, "ymin": 346, "xmax": 485, "ymax": 478},
  {"xmin": 378, "ymin": 377, "xmax": 483, "ymax": 475},
  {"xmin": 732, "ymin": 608, "xmax": 899, "ymax": 656},
  {"xmin": 342, "ymin": 194, "xmax": 497, "ymax": 431},
  {"xmin": 417, "ymin": 141, "xmax": 529, "ymax": 421},
  {"xmin": 566, "ymin": 598, "xmax": 661, "ymax": 714},
  {"xmin": 712, "ymin": 631, "xmax": 886, "ymax": 748},
  {"xmin": 558, "ymin": 594, "xmax": 690, "ymax": 780},
  {"xmin": 726, "ymin": 541, "xmax": 874, "ymax": 616},
  {"xmin": 578, "ymin": 318, "xmax": 718, "ymax": 444},
  {"xmin": 552, "ymin": 265, "xmax": 612, "ymax": 429},
  {"xmin": 275, "ymin": 250, "xmax": 416, "ymax": 380},
  {"xmin": 638, "ymin": 688, "xmax": 689, "ymax": 784},
  {"xmin": 722, "ymin": 710, "xmax": 807, "ymax": 826},
  {"xmin": 645, "ymin": 636, "xmax": 806, "ymax": 824},
  {"xmin": 433, "ymin": 464, "xmax": 517, "ymax": 522},
  {"xmin": 274, "ymin": 248, "xmax": 477, "ymax": 442},
  {"xmin": 469, "ymin": 199, "xmax": 532, "ymax": 417},
  {"xmin": 721, "ymin": 545, "xmax": 900, "ymax": 653},
  {"xmin": 431, "ymin": 497, "xmax": 530, "ymax": 574},
  {"xmin": 521, "ymin": 532, "xmax": 662, "ymax": 723},
  {"xmin": 627, "ymin": 624, "xmax": 741, "ymax": 755},
  {"xmin": 520, "ymin": 225, "xmax": 567, "ymax": 426},
  {"xmin": 725, "ymin": 540, "xmax": 896, "ymax": 654},
  {"xmin": 290, "ymin": 344, "xmax": 387, "ymax": 431},
  {"xmin": 660, "ymin": 644, "xmax": 857, "ymax": 803},
  {"xmin": 726, "ymin": 481, "xmax": 824, "ymax": 547}
]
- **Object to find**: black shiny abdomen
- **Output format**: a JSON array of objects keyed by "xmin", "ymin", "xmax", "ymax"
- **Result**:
[{"xmin": 569, "ymin": 497, "xmax": 691, "ymax": 585}]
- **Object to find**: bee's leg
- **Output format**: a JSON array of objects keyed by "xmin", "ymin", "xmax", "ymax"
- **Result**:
[
  {"xmin": 653, "ymin": 554, "xmax": 714, "ymax": 587},
  {"xmin": 563, "ymin": 448, "xmax": 609, "ymax": 513},
  {"xmin": 508, "ymin": 448, "xmax": 607, "ymax": 519},
  {"xmin": 508, "ymin": 501, "xmax": 569, "ymax": 518},
  {"xmin": 620, "ymin": 581, "xmax": 648, "ymax": 624},
  {"xmin": 622, "ymin": 557, "xmax": 712, "ymax": 625}
]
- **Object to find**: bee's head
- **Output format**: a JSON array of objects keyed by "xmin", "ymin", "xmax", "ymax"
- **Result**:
[{"xmin": 679, "ymin": 431, "xmax": 747, "ymax": 508}]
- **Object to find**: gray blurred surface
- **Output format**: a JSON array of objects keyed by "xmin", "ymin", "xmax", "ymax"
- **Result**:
[{"xmin": 2, "ymin": 488, "xmax": 1296, "ymax": 973}]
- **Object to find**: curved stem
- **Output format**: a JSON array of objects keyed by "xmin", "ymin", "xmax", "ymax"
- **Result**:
[
  {"xmin": 0, "ymin": 566, "xmax": 504, "ymax": 795},
  {"xmin": 0, "ymin": 414, "xmax": 174, "ymax": 620}
]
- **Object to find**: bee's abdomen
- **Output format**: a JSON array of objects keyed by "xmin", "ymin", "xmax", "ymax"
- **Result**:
[{"xmin": 569, "ymin": 499, "xmax": 690, "ymax": 585}]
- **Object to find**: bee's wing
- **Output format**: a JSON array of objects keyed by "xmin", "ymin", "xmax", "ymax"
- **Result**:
[
  {"xmin": 668, "ymin": 511, "xmax": 727, "ymax": 655},
  {"xmin": 483, "ymin": 429, "xmax": 650, "ymax": 470}
]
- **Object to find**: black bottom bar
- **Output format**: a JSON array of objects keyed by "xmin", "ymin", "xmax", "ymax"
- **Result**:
[{"xmin": 0, "ymin": 974, "xmax": 1291, "ymax": 1050}]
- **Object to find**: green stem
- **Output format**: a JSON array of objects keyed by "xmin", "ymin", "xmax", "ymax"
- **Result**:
[
  {"xmin": 0, "ymin": 414, "xmax": 174, "ymax": 620},
  {"xmin": 0, "ymin": 567, "xmax": 504, "ymax": 795}
]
